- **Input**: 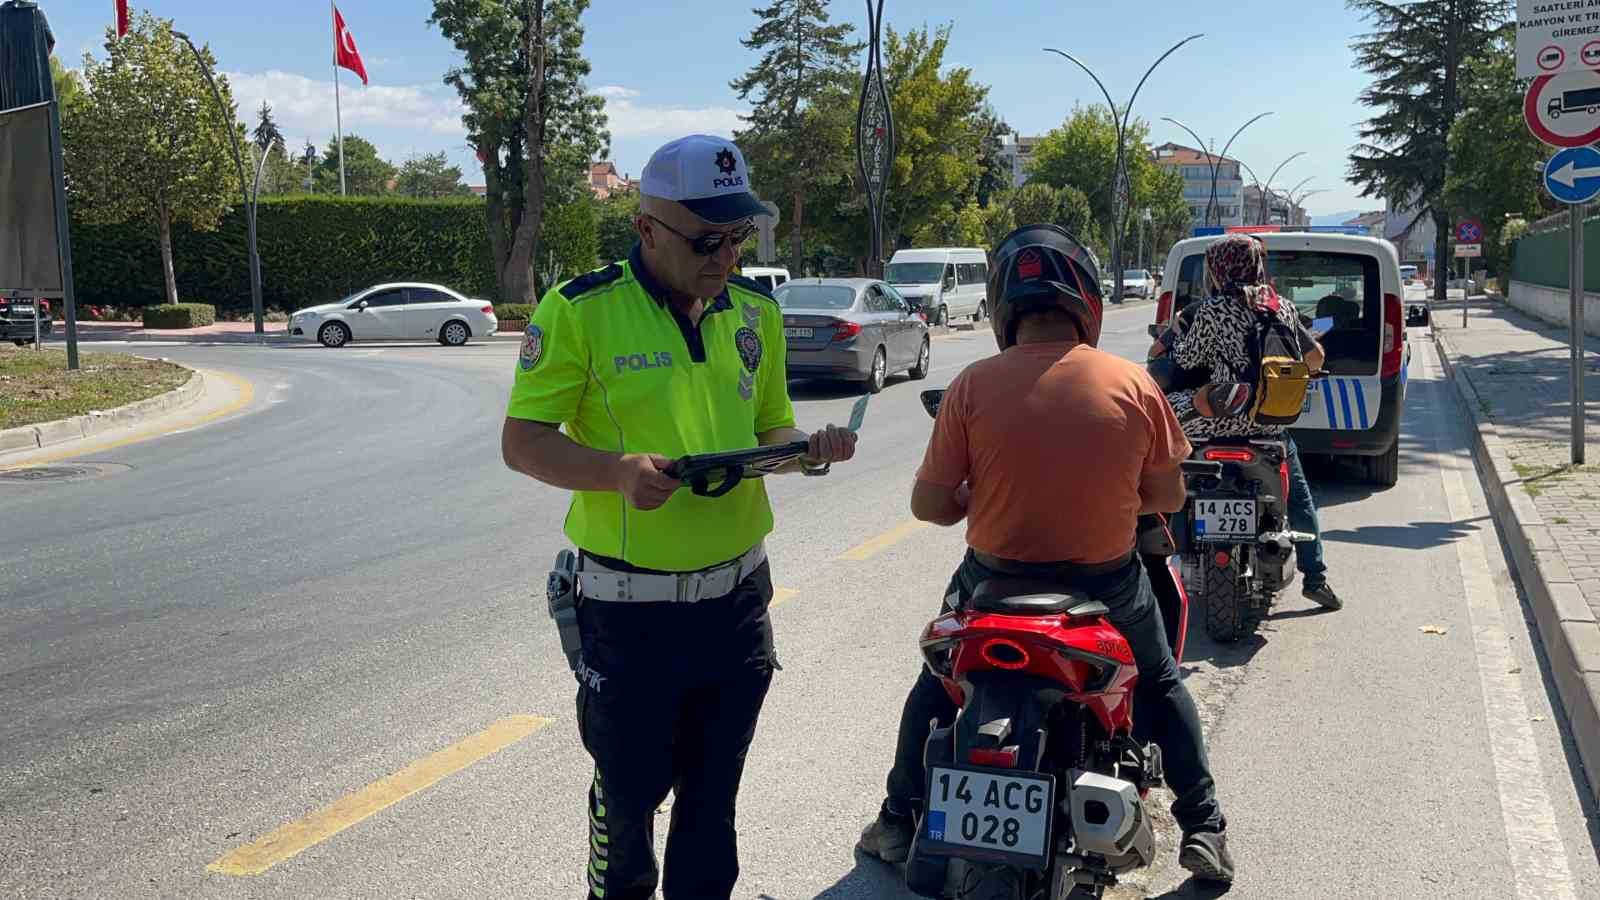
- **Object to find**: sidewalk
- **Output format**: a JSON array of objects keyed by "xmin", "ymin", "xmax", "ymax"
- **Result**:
[{"xmin": 1433, "ymin": 295, "xmax": 1600, "ymax": 802}]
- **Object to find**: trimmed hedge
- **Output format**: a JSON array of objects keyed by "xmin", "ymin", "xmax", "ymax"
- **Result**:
[
  {"xmin": 494, "ymin": 303, "xmax": 537, "ymax": 321},
  {"xmin": 142, "ymin": 303, "xmax": 216, "ymax": 329},
  {"xmin": 71, "ymin": 196, "xmax": 499, "ymax": 311}
]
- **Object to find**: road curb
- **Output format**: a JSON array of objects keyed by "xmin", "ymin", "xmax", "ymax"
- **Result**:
[
  {"xmin": 0, "ymin": 369, "xmax": 205, "ymax": 458},
  {"xmin": 1432, "ymin": 327, "xmax": 1600, "ymax": 803}
]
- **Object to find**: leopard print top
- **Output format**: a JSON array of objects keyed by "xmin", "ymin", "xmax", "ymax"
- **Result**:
[{"xmin": 1165, "ymin": 295, "xmax": 1300, "ymax": 439}]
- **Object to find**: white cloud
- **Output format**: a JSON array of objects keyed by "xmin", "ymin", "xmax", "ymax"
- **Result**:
[
  {"xmin": 223, "ymin": 70, "xmax": 468, "ymax": 143},
  {"xmin": 595, "ymin": 85, "xmax": 745, "ymax": 139}
]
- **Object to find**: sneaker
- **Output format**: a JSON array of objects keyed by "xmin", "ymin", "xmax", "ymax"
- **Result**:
[
  {"xmin": 1179, "ymin": 829, "xmax": 1236, "ymax": 884},
  {"xmin": 856, "ymin": 808, "xmax": 914, "ymax": 865},
  {"xmin": 1303, "ymin": 582, "xmax": 1343, "ymax": 610}
]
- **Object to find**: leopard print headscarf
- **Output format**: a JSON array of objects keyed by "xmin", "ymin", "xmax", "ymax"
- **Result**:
[{"xmin": 1205, "ymin": 234, "xmax": 1278, "ymax": 312}]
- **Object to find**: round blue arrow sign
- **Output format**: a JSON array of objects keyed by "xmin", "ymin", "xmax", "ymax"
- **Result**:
[{"xmin": 1546, "ymin": 145, "xmax": 1600, "ymax": 204}]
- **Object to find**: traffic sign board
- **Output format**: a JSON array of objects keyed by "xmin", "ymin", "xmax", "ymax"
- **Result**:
[
  {"xmin": 1455, "ymin": 219, "xmax": 1484, "ymax": 244},
  {"xmin": 1455, "ymin": 243, "xmax": 1483, "ymax": 259},
  {"xmin": 1545, "ymin": 145, "xmax": 1600, "ymax": 204},
  {"xmin": 1523, "ymin": 69, "xmax": 1600, "ymax": 147},
  {"xmin": 1518, "ymin": 0, "xmax": 1600, "ymax": 77}
]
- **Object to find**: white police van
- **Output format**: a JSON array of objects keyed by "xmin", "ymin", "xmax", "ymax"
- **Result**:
[{"xmin": 1151, "ymin": 230, "xmax": 1410, "ymax": 486}]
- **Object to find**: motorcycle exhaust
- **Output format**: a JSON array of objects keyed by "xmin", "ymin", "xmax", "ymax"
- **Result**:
[{"xmin": 1067, "ymin": 770, "xmax": 1155, "ymax": 873}]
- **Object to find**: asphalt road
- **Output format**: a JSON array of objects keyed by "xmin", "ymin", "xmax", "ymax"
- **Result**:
[{"xmin": 2, "ymin": 305, "xmax": 1598, "ymax": 899}]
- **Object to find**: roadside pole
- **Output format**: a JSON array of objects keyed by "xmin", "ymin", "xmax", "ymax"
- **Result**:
[{"xmin": 1573, "ymin": 201, "xmax": 1586, "ymax": 464}]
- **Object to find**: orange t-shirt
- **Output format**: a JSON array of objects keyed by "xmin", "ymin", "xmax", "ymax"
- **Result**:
[{"xmin": 917, "ymin": 342, "xmax": 1191, "ymax": 564}]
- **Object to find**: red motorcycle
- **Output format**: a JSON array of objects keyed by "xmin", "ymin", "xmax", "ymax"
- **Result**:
[{"xmin": 904, "ymin": 389, "xmax": 1212, "ymax": 900}]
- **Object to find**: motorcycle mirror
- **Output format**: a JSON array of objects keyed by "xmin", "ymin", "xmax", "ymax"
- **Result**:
[{"xmin": 920, "ymin": 389, "xmax": 945, "ymax": 419}]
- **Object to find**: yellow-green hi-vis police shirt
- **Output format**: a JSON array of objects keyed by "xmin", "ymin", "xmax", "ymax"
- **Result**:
[{"xmin": 506, "ymin": 246, "xmax": 797, "ymax": 572}]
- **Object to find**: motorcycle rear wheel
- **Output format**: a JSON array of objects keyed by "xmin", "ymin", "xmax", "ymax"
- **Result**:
[{"xmin": 1203, "ymin": 552, "xmax": 1260, "ymax": 642}]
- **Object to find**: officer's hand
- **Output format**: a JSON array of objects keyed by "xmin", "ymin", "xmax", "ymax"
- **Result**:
[
  {"xmin": 803, "ymin": 424, "xmax": 857, "ymax": 465},
  {"xmin": 614, "ymin": 453, "xmax": 680, "ymax": 510}
]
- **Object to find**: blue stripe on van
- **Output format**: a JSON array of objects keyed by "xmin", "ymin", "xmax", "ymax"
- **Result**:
[
  {"xmin": 1323, "ymin": 380, "xmax": 1338, "ymax": 428},
  {"xmin": 1353, "ymin": 381, "xmax": 1369, "ymax": 429},
  {"xmin": 1337, "ymin": 380, "xmax": 1354, "ymax": 429}
]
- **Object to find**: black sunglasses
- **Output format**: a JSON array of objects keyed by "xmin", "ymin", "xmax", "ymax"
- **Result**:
[{"xmin": 647, "ymin": 215, "xmax": 756, "ymax": 256}]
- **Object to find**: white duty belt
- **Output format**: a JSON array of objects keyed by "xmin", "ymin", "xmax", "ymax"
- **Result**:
[{"xmin": 577, "ymin": 543, "xmax": 767, "ymax": 604}]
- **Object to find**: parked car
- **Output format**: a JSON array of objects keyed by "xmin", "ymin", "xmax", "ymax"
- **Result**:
[
  {"xmin": 0, "ymin": 295, "xmax": 51, "ymax": 346},
  {"xmin": 742, "ymin": 266, "xmax": 791, "ymax": 292},
  {"xmin": 289, "ymin": 283, "xmax": 497, "ymax": 348},
  {"xmin": 1151, "ymin": 232, "xmax": 1410, "ymax": 486},
  {"xmin": 775, "ymin": 278, "xmax": 931, "ymax": 393},
  {"xmin": 1122, "ymin": 269, "xmax": 1155, "ymax": 300},
  {"xmin": 885, "ymin": 247, "xmax": 989, "ymax": 326}
]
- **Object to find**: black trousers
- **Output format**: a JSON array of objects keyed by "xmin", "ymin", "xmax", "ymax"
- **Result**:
[
  {"xmin": 884, "ymin": 551, "xmax": 1224, "ymax": 834},
  {"xmin": 575, "ymin": 559, "xmax": 777, "ymax": 900}
]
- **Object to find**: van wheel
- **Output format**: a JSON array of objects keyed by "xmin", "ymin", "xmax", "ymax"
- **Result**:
[
  {"xmin": 1367, "ymin": 440, "xmax": 1400, "ymax": 488},
  {"xmin": 909, "ymin": 339, "xmax": 931, "ymax": 380},
  {"xmin": 936, "ymin": 305, "xmax": 948, "ymax": 327},
  {"xmin": 972, "ymin": 302, "xmax": 985, "ymax": 323}
]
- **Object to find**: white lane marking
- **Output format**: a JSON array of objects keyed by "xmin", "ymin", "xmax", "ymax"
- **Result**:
[{"xmin": 1425, "ymin": 350, "xmax": 1578, "ymax": 900}]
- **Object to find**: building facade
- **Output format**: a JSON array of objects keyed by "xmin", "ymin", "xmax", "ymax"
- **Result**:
[
  {"xmin": 1152, "ymin": 143, "xmax": 1245, "ymax": 228},
  {"xmin": 997, "ymin": 134, "xmax": 1045, "ymax": 188},
  {"xmin": 588, "ymin": 161, "xmax": 638, "ymax": 200}
]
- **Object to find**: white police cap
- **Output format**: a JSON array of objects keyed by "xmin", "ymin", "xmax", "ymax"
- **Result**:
[{"xmin": 640, "ymin": 135, "xmax": 766, "ymax": 225}]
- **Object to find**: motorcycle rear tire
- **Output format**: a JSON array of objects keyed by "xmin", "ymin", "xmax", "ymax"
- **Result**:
[
  {"xmin": 951, "ymin": 861, "xmax": 1026, "ymax": 900},
  {"xmin": 1203, "ymin": 552, "xmax": 1259, "ymax": 643}
]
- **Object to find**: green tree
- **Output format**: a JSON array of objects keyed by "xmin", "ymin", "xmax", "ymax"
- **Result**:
[
  {"xmin": 732, "ymin": 0, "xmax": 860, "ymax": 273},
  {"xmin": 1348, "ymin": 0, "xmax": 1511, "ymax": 302},
  {"xmin": 1445, "ymin": 25, "xmax": 1548, "ymax": 275},
  {"xmin": 314, "ymin": 134, "xmax": 395, "ymax": 195},
  {"xmin": 49, "ymin": 56, "xmax": 82, "ymax": 112},
  {"xmin": 397, "ymin": 152, "xmax": 471, "ymax": 198},
  {"xmin": 973, "ymin": 107, "xmax": 1013, "ymax": 209},
  {"xmin": 64, "ymin": 13, "xmax": 239, "ymax": 305},
  {"xmin": 249, "ymin": 144, "xmax": 304, "ymax": 196},
  {"xmin": 538, "ymin": 199, "xmax": 600, "ymax": 290},
  {"xmin": 595, "ymin": 189, "xmax": 640, "ymax": 264},
  {"xmin": 252, "ymin": 101, "xmax": 284, "ymax": 153},
  {"xmin": 431, "ymin": 0, "xmax": 610, "ymax": 303},
  {"xmin": 1010, "ymin": 182, "xmax": 1063, "ymax": 229}
]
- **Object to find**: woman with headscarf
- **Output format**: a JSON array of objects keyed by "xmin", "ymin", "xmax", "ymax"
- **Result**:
[{"xmin": 1151, "ymin": 234, "xmax": 1343, "ymax": 610}]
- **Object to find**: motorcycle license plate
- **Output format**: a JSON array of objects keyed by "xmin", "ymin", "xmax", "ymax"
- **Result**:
[
  {"xmin": 922, "ymin": 766, "xmax": 1053, "ymax": 867},
  {"xmin": 1193, "ymin": 498, "xmax": 1257, "ymax": 542}
]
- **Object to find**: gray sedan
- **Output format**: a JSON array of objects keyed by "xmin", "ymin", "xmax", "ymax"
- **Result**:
[{"xmin": 776, "ymin": 278, "xmax": 931, "ymax": 393}]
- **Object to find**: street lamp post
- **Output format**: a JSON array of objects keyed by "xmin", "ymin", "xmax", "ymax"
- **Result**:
[
  {"xmin": 1162, "ymin": 112, "xmax": 1272, "ymax": 229},
  {"xmin": 1260, "ymin": 151, "xmax": 1307, "ymax": 225},
  {"xmin": 856, "ymin": 0, "xmax": 894, "ymax": 279},
  {"xmin": 1287, "ymin": 188, "xmax": 1327, "ymax": 226},
  {"xmin": 1046, "ymin": 34, "xmax": 1203, "ymax": 304},
  {"xmin": 173, "ymin": 30, "xmax": 264, "ymax": 336}
]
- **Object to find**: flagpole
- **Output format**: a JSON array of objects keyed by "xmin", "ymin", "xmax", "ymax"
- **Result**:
[{"xmin": 333, "ymin": 1, "xmax": 346, "ymax": 196}]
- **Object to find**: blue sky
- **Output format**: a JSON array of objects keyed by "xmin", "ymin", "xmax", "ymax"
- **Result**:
[{"xmin": 48, "ymin": 1, "xmax": 1388, "ymax": 216}]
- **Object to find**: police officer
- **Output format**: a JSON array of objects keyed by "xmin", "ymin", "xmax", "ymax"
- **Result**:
[{"xmin": 501, "ymin": 134, "xmax": 856, "ymax": 900}]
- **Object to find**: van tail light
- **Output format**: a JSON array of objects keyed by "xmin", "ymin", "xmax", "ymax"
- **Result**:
[
  {"xmin": 1156, "ymin": 291, "xmax": 1173, "ymax": 325},
  {"xmin": 1381, "ymin": 292, "xmax": 1404, "ymax": 378},
  {"xmin": 831, "ymin": 320, "xmax": 862, "ymax": 342},
  {"xmin": 1203, "ymin": 447, "xmax": 1256, "ymax": 464}
]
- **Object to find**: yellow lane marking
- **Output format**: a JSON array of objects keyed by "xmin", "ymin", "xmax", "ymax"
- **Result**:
[
  {"xmin": 207, "ymin": 715, "xmax": 551, "ymax": 876},
  {"xmin": 771, "ymin": 587, "xmax": 801, "ymax": 607},
  {"xmin": 1, "ymin": 368, "xmax": 255, "ymax": 469},
  {"xmin": 839, "ymin": 520, "xmax": 929, "ymax": 561}
]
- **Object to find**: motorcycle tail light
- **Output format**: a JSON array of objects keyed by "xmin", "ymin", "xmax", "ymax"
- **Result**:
[
  {"xmin": 968, "ymin": 747, "xmax": 1019, "ymax": 768},
  {"xmin": 1214, "ymin": 551, "xmax": 1231, "ymax": 568},
  {"xmin": 922, "ymin": 638, "xmax": 957, "ymax": 678},
  {"xmin": 979, "ymin": 638, "xmax": 1030, "ymax": 670},
  {"xmin": 1279, "ymin": 461, "xmax": 1290, "ymax": 503},
  {"xmin": 1203, "ymin": 448, "xmax": 1255, "ymax": 464}
]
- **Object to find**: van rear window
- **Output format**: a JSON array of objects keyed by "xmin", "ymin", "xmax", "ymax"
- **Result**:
[{"xmin": 1172, "ymin": 250, "xmax": 1381, "ymax": 374}]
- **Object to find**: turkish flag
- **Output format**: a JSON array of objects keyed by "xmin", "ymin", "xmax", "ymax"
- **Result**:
[
  {"xmin": 114, "ymin": 0, "xmax": 129, "ymax": 38},
  {"xmin": 333, "ymin": 6, "xmax": 368, "ymax": 86}
]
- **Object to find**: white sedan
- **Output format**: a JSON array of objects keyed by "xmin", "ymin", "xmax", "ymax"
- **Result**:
[{"xmin": 289, "ymin": 283, "xmax": 498, "ymax": 348}]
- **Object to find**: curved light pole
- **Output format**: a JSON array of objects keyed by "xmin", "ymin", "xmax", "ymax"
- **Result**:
[
  {"xmin": 1236, "ymin": 160, "xmax": 1268, "ymax": 228},
  {"xmin": 1045, "ymin": 33, "xmax": 1203, "ymax": 304},
  {"xmin": 1260, "ymin": 151, "xmax": 1307, "ymax": 225},
  {"xmin": 856, "ymin": 0, "xmax": 894, "ymax": 278},
  {"xmin": 174, "ymin": 30, "xmax": 264, "ymax": 336},
  {"xmin": 1162, "ymin": 113, "xmax": 1272, "ymax": 228},
  {"xmin": 1288, "ymin": 188, "xmax": 1328, "ymax": 226}
]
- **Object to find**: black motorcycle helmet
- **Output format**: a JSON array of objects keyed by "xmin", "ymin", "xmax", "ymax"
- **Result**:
[{"xmin": 988, "ymin": 223, "xmax": 1104, "ymax": 352}]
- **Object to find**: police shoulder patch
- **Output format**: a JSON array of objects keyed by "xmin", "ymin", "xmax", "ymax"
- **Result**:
[
  {"xmin": 726, "ymin": 273, "xmax": 777, "ymax": 303},
  {"xmin": 519, "ymin": 324, "xmax": 544, "ymax": 371},
  {"xmin": 558, "ymin": 263, "xmax": 625, "ymax": 301}
]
